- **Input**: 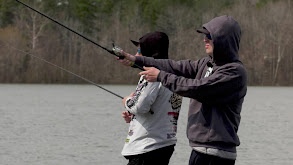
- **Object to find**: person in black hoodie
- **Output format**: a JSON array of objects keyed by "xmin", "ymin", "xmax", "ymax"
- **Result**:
[{"xmin": 118, "ymin": 16, "xmax": 247, "ymax": 165}]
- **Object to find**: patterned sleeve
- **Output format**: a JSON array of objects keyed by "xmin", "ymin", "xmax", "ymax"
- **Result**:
[{"xmin": 124, "ymin": 76, "xmax": 160, "ymax": 114}]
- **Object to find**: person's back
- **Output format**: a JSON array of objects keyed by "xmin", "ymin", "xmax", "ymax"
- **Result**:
[{"xmin": 121, "ymin": 32, "xmax": 182, "ymax": 165}]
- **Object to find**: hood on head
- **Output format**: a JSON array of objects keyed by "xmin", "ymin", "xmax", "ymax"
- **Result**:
[
  {"xmin": 131, "ymin": 32, "xmax": 169, "ymax": 59},
  {"xmin": 201, "ymin": 15, "xmax": 241, "ymax": 64}
]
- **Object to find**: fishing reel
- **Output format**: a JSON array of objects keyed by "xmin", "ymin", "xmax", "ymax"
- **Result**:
[
  {"xmin": 112, "ymin": 42, "xmax": 141, "ymax": 70},
  {"xmin": 112, "ymin": 43, "xmax": 124, "ymax": 59}
]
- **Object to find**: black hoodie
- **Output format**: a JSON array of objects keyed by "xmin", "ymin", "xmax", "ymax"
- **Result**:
[{"xmin": 135, "ymin": 15, "xmax": 247, "ymax": 153}]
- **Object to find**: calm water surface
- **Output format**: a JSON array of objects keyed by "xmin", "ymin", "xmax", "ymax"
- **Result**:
[{"xmin": 0, "ymin": 85, "xmax": 292, "ymax": 165}]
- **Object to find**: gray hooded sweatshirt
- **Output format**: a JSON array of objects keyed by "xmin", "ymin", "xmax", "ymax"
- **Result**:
[{"xmin": 134, "ymin": 15, "xmax": 247, "ymax": 154}]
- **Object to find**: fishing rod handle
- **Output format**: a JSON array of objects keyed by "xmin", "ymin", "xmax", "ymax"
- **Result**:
[{"xmin": 112, "ymin": 46, "xmax": 144, "ymax": 71}]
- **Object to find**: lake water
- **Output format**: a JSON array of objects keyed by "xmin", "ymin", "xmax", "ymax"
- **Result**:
[{"xmin": 0, "ymin": 84, "xmax": 292, "ymax": 165}]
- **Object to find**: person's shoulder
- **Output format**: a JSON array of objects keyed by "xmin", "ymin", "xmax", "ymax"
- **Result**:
[
  {"xmin": 231, "ymin": 61, "xmax": 247, "ymax": 70},
  {"xmin": 222, "ymin": 61, "xmax": 247, "ymax": 75}
]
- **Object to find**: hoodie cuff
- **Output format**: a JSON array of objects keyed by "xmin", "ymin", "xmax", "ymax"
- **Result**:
[{"xmin": 157, "ymin": 70, "xmax": 165, "ymax": 82}]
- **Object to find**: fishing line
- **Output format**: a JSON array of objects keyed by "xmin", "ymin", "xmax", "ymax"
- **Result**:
[
  {"xmin": 15, "ymin": 0, "xmax": 144, "ymax": 71},
  {"xmin": 2, "ymin": 43, "xmax": 123, "ymax": 99}
]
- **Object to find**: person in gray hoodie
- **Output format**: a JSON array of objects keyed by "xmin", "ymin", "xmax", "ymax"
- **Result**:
[{"xmin": 118, "ymin": 15, "xmax": 247, "ymax": 165}]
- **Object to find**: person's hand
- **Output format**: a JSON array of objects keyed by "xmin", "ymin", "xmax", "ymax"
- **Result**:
[
  {"xmin": 139, "ymin": 67, "xmax": 160, "ymax": 82},
  {"xmin": 116, "ymin": 50, "xmax": 136, "ymax": 67},
  {"xmin": 122, "ymin": 92, "xmax": 135, "ymax": 107},
  {"xmin": 122, "ymin": 111, "xmax": 132, "ymax": 123}
]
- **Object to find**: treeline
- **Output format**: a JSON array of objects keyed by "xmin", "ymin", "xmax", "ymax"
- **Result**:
[{"xmin": 0, "ymin": 0, "xmax": 292, "ymax": 85}]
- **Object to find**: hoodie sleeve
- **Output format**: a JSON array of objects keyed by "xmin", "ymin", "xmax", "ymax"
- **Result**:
[
  {"xmin": 124, "ymin": 78, "xmax": 161, "ymax": 114},
  {"xmin": 135, "ymin": 56, "xmax": 203, "ymax": 78},
  {"xmin": 159, "ymin": 62, "xmax": 247, "ymax": 104}
]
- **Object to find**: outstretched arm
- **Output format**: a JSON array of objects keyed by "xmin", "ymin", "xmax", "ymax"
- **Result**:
[{"xmin": 116, "ymin": 50, "xmax": 200, "ymax": 78}]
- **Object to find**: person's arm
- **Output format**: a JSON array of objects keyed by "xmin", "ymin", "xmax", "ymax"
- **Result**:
[
  {"xmin": 123, "ymin": 78, "xmax": 161, "ymax": 114},
  {"xmin": 136, "ymin": 56, "xmax": 202, "ymax": 78},
  {"xmin": 120, "ymin": 51, "xmax": 202, "ymax": 78},
  {"xmin": 159, "ymin": 63, "xmax": 247, "ymax": 104}
]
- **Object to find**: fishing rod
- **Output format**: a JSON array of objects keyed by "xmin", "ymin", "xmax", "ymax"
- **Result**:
[
  {"xmin": 3, "ymin": 44, "xmax": 123, "ymax": 99},
  {"xmin": 15, "ymin": 0, "xmax": 144, "ymax": 71}
]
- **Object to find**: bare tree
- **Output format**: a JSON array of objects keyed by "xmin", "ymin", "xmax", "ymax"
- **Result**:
[
  {"xmin": 15, "ymin": 1, "xmax": 49, "ymax": 50},
  {"xmin": 263, "ymin": 1, "xmax": 292, "ymax": 85}
]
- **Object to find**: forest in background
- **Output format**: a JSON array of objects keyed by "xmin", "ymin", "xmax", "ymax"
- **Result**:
[{"xmin": 0, "ymin": 0, "xmax": 292, "ymax": 86}]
